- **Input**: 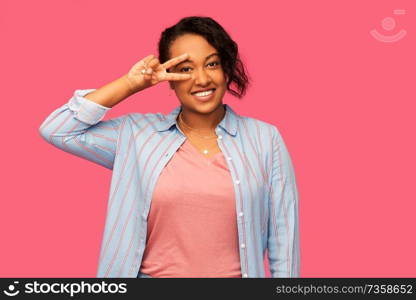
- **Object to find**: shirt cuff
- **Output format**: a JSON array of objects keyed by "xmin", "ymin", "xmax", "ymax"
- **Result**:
[{"xmin": 68, "ymin": 89, "xmax": 111, "ymax": 125}]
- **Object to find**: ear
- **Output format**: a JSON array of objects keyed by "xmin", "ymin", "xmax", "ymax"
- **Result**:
[{"xmin": 223, "ymin": 72, "xmax": 229, "ymax": 84}]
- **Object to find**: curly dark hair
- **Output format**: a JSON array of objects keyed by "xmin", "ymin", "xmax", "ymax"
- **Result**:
[{"xmin": 158, "ymin": 16, "xmax": 250, "ymax": 99}]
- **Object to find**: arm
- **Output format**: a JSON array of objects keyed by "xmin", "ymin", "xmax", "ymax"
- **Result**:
[
  {"xmin": 267, "ymin": 125, "xmax": 300, "ymax": 277},
  {"xmin": 39, "ymin": 54, "xmax": 193, "ymax": 170},
  {"xmin": 38, "ymin": 89, "xmax": 126, "ymax": 170}
]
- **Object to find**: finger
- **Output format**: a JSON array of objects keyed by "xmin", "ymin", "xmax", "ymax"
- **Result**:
[
  {"xmin": 131, "ymin": 54, "xmax": 154, "ymax": 72},
  {"xmin": 147, "ymin": 57, "xmax": 160, "ymax": 70},
  {"xmin": 140, "ymin": 55, "xmax": 156, "ymax": 76},
  {"xmin": 162, "ymin": 53, "xmax": 189, "ymax": 70},
  {"xmin": 143, "ymin": 57, "xmax": 160, "ymax": 75},
  {"xmin": 165, "ymin": 72, "xmax": 192, "ymax": 81},
  {"xmin": 143, "ymin": 54, "xmax": 155, "ymax": 65},
  {"xmin": 141, "ymin": 54, "xmax": 155, "ymax": 70}
]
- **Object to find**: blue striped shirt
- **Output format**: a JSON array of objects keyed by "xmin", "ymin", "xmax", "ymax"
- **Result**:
[{"xmin": 39, "ymin": 88, "xmax": 300, "ymax": 278}]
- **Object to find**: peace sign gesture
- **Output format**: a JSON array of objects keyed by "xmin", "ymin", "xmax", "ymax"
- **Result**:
[{"xmin": 125, "ymin": 53, "xmax": 191, "ymax": 93}]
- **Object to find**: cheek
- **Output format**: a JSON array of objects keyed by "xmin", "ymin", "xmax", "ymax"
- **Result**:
[
  {"xmin": 216, "ymin": 70, "xmax": 227, "ymax": 84},
  {"xmin": 173, "ymin": 79, "xmax": 185, "ymax": 88},
  {"xmin": 175, "ymin": 82, "xmax": 191, "ymax": 94},
  {"xmin": 209, "ymin": 72, "xmax": 223, "ymax": 84}
]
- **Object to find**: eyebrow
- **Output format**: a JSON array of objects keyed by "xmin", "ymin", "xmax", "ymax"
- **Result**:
[{"xmin": 176, "ymin": 52, "xmax": 219, "ymax": 67}]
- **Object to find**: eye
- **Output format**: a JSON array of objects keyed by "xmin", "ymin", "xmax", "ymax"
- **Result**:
[
  {"xmin": 208, "ymin": 61, "xmax": 220, "ymax": 67},
  {"xmin": 180, "ymin": 67, "xmax": 192, "ymax": 72}
]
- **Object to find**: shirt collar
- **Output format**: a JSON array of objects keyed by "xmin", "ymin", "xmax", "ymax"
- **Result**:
[{"xmin": 154, "ymin": 103, "xmax": 239, "ymax": 136}]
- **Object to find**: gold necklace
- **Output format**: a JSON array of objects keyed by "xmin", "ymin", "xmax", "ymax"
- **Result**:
[
  {"xmin": 178, "ymin": 112, "xmax": 218, "ymax": 139},
  {"xmin": 178, "ymin": 112, "xmax": 218, "ymax": 155}
]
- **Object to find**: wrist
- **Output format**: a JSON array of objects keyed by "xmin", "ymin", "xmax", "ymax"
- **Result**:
[{"xmin": 123, "ymin": 74, "xmax": 141, "ymax": 95}]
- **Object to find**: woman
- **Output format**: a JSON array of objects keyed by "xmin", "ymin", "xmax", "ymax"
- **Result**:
[{"xmin": 39, "ymin": 16, "xmax": 300, "ymax": 278}]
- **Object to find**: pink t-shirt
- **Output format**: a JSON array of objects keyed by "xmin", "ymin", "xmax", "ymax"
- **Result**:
[{"xmin": 139, "ymin": 139, "xmax": 242, "ymax": 278}]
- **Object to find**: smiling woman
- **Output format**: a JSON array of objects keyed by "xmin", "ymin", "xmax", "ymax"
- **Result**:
[
  {"xmin": 174, "ymin": 50, "xmax": 221, "ymax": 102},
  {"xmin": 167, "ymin": 34, "xmax": 227, "ymax": 119},
  {"xmin": 157, "ymin": 17, "xmax": 250, "ymax": 159},
  {"xmin": 39, "ymin": 15, "xmax": 300, "ymax": 279}
]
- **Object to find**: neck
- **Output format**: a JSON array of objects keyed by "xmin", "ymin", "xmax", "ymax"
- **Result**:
[{"xmin": 178, "ymin": 104, "xmax": 226, "ymax": 134}]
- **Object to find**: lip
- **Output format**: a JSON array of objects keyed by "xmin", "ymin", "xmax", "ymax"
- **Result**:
[{"xmin": 191, "ymin": 88, "xmax": 216, "ymax": 102}]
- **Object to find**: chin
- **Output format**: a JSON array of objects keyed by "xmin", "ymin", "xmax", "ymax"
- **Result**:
[{"xmin": 199, "ymin": 98, "xmax": 223, "ymax": 108}]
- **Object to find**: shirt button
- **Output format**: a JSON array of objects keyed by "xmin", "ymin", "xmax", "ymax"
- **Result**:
[
  {"xmin": 235, "ymin": 180, "xmax": 240, "ymax": 185},
  {"xmin": 239, "ymin": 212, "xmax": 244, "ymax": 217},
  {"xmin": 241, "ymin": 243, "xmax": 245, "ymax": 248},
  {"xmin": 243, "ymin": 273, "xmax": 248, "ymax": 278},
  {"xmin": 218, "ymin": 135, "xmax": 223, "ymax": 139},
  {"xmin": 227, "ymin": 156, "xmax": 232, "ymax": 161}
]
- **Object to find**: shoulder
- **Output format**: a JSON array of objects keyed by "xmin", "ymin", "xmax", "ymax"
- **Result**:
[{"xmin": 237, "ymin": 114, "xmax": 280, "ymax": 138}]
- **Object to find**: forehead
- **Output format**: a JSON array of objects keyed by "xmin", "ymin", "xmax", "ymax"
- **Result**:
[{"xmin": 169, "ymin": 34, "xmax": 217, "ymax": 60}]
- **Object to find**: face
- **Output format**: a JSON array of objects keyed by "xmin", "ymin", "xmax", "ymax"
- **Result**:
[{"xmin": 168, "ymin": 34, "xmax": 227, "ymax": 114}]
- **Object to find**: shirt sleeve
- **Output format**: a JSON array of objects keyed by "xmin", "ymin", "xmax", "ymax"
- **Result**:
[
  {"xmin": 38, "ymin": 89, "xmax": 126, "ymax": 170},
  {"xmin": 267, "ymin": 125, "xmax": 301, "ymax": 277}
]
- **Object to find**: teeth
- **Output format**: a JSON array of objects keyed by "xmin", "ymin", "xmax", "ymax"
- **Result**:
[{"xmin": 194, "ymin": 89, "xmax": 214, "ymax": 97}]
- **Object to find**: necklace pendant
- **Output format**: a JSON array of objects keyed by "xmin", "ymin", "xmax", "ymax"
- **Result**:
[{"xmin": 203, "ymin": 149, "xmax": 209, "ymax": 155}]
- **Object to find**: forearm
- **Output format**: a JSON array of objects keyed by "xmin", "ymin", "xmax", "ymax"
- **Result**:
[
  {"xmin": 39, "ymin": 89, "xmax": 121, "ymax": 170},
  {"xmin": 84, "ymin": 74, "xmax": 138, "ymax": 108}
]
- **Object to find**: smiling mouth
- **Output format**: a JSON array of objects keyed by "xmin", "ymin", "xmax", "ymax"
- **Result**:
[
  {"xmin": 191, "ymin": 88, "xmax": 216, "ymax": 102},
  {"xmin": 191, "ymin": 88, "xmax": 216, "ymax": 96}
]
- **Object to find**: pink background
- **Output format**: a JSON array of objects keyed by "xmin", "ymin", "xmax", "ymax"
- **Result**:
[{"xmin": 1, "ymin": 0, "xmax": 415, "ymax": 277}]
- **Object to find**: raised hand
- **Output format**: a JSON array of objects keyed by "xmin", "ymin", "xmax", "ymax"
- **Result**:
[{"xmin": 125, "ymin": 53, "xmax": 192, "ymax": 93}]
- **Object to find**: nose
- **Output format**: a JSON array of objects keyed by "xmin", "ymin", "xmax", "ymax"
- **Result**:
[{"xmin": 194, "ymin": 67, "xmax": 212, "ymax": 86}]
